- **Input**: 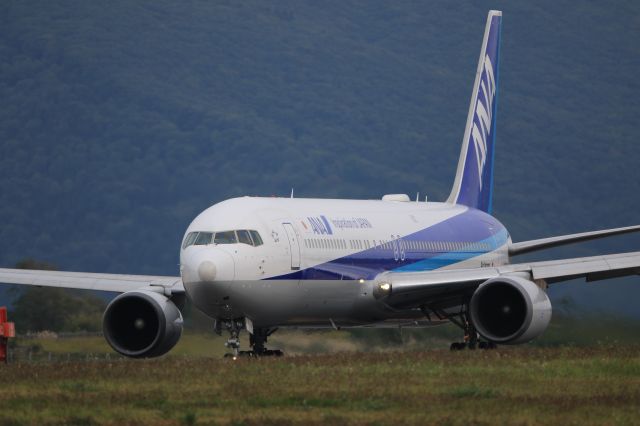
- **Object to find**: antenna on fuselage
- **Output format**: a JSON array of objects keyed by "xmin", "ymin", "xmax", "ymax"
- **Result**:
[
  {"xmin": 290, "ymin": 188, "xmax": 294, "ymax": 199},
  {"xmin": 416, "ymin": 192, "xmax": 420, "ymax": 203}
]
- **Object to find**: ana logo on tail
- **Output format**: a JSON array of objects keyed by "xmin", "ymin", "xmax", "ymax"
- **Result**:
[
  {"xmin": 471, "ymin": 54, "xmax": 496, "ymax": 189},
  {"xmin": 447, "ymin": 10, "xmax": 501, "ymax": 213}
]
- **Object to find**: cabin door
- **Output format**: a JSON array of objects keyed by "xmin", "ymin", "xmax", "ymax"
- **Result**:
[{"xmin": 282, "ymin": 223, "xmax": 301, "ymax": 270}]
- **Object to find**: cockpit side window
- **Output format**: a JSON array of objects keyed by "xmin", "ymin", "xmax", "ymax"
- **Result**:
[
  {"xmin": 194, "ymin": 232, "xmax": 213, "ymax": 245},
  {"xmin": 249, "ymin": 230, "xmax": 263, "ymax": 246},
  {"xmin": 182, "ymin": 232, "xmax": 198, "ymax": 249},
  {"xmin": 214, "ymin": 231, "xmax": 237, "ymax": 244},
  {"xmin": 236, "ymin": 230, "xmax": 253, "ymax": 245}
]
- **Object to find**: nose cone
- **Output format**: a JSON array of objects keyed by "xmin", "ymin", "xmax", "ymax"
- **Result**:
[
  {"xmin": 181, "ymin": 247, "xmax": 235, "ymax": 285},
  {"xmin": 181, "ymin": 247, "xmax": 236, "ymax": 318},
  {"xmin": 198, "ymin": 260, "xmax": 217, "ymax": 282}
]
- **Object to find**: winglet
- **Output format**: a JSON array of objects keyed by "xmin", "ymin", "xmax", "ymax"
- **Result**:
[{"xmin": 447, "ymin": 10, "xmax": 502, "ymax": 213}]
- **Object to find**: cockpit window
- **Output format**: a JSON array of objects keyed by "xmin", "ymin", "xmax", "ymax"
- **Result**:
[
  {"xmin": 214, "ymin": 231, "xmax": 237, "ymax": 244},
  {"xmin": 182, "ymin": 232, "xmax": 198, "ymax": 249},
  {"xmin": 194, "ymin": 232, "xmax": 213, "ymax": 245},
  {"xmin": 249, "ymin": 230, "xmax": 263, "ymax": 246},
  {"xmin": 236, "ymin": 230, "xmax": 252, "ymax": 245},
  {"xmin": 183, "ymin": 229, "xmax": 264, "ymax": 248}
]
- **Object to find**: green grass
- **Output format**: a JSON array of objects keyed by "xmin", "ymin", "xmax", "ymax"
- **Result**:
[
  {"xmin": 13, "ymin": 327, "xmax": 459, "ymax": 360},
  {"xmin": 2, "ymin": 346, "xmax": 639, "ymax": 425}
]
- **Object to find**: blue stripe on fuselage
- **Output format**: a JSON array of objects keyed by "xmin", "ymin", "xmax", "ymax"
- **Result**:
[
  {"xmin": 393, "ymin": 228, "xmax": 507, "ymax": 272},
  {"xmin": 266, "ymin": 208, "xmax": 507, "ymax": 281}
]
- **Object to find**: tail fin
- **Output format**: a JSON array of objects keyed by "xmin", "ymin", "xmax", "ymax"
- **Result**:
[{"xmin": 447, "ymin": 10, "xmax": 502, "ymax": 213}]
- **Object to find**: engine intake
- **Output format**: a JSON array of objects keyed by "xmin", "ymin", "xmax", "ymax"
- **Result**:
[
  {"xmin": 103, "ymin": 290, "xmax": 183, "ymax": 358},
  {"xmin": 469, "ymin": 276, "xmax": 551, "ymax": 344}
]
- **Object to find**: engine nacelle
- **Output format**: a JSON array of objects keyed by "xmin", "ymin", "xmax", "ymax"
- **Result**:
[
  {"xmin": 103, "ymin": 290, "xmax": 183, "ymax": 358},
  {"xmin": 469, "ymin": 276, "xmax": 552, "ymax": 344}
]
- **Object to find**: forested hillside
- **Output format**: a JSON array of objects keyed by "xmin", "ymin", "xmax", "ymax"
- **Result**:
[{"xmin": 1, "ymin": 1, "xmax": 639, "ymax": 314}]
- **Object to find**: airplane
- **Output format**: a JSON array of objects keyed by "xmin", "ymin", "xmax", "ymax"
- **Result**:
[{"xmin": 1, "ymin": 10, "xmax": 639, "ymax": 358}]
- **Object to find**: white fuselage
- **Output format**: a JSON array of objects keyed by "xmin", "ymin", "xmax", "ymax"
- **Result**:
[{"xmin": 179, "ymin": 196, "xmax": 510, "ymax": 328}]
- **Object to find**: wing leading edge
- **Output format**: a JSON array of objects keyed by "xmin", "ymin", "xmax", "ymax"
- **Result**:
[
  {"xmin": 0, "ymin": 268, "xmax": 183, "ymax": 294},
  {"xmin": 379, "ymin": 251, "xmax": 640, "ymax": 309},
  {"xmin": 509, "ymin": 224, "xmax": 640, "ymax": 256}
]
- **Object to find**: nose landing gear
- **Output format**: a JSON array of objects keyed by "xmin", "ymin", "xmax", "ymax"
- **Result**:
[
  {"xmin": 219, "ymin": 319, "xmax": 243, "ymax": 358},
  {"xmin": 215, "ymin": 319, "xmax": 283, "ymax": 358}
]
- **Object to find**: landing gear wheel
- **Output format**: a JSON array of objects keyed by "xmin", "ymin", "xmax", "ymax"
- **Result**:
[
  {"xmin": 450, "ymin": 342, "xmax": 466, "ymax": 351},
  {"xmin": 249, "ymin": 328, "xmax": 283, "ymax": 357},
  {"xmin": 478, "ymin": 341, "xmax": 497, "ymax": 350},
  {"xmin": 217, "ymin": 320, "xmax": 284, "ymax": 358},
  {"xmin": 426, "ymin": 303, "xmax": 483, "ymax": 352}
]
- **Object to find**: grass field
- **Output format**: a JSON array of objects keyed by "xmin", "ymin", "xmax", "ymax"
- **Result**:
[{"xmin": 2, "ymin": 344, "xmax": 639, "ymax": 425}]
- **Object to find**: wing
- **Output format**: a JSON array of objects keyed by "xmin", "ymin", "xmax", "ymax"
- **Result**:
[
  {"xmin": 0, "ymin": 268, "xmax": 184, "ymax": 294},
  {"xmin": 379, "ymin": 251, "xmax": 640, "ymax": 309},
  {"xmin": 508, "ymin": 224, "xmax": 640, "ymax": 256}
]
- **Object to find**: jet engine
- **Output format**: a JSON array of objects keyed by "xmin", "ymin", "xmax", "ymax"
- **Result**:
[
  {"xmin": 469, "ymin": 276, "xmax": 551, "ymax": 344},
  {"xmin": 103, "ymin": 290, "xmax": 183, "ymax": 358}
]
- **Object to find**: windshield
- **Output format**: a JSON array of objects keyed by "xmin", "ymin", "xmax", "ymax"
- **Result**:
[
  {"xmin": 194, "ymin": 232, "xmax": 213, "ymax": 245},
  {"xmin": 214, "ymin": 231, "xmax": 237, "ymax": 244},
  {"xmin": 182, "ymin": 229, "xmax": 264, "ymax": 248}
]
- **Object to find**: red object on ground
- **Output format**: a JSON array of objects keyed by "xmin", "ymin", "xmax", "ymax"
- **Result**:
[{"xmin": 0, "ymin": 307, "xmax": 15, "ymax": 363}]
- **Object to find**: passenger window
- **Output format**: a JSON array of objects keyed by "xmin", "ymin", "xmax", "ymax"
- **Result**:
[
  {"xmin": 214, "ymin": 231, "xmax": 237, "ymax": 244},
  {"xmin": 237, "ymin": 230, "xmax": 253, "ymax": 245},
  {"xmin": 194, "ymin": 232, "xmax": 213, "ymax": 245},
  {"xmin": 249, "ymin": 230, "xmax": 263, "ymax": 246},
  {"xmin": 182, "ymin": 232, "xmax": 198, "ymax": 249}
]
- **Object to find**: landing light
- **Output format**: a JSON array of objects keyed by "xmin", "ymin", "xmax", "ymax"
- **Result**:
[
  {"xmin": 373, "ymin": 282, "xmax": 392, "ymax": 299},
  {"xmin": 358, "ymin": 278, "xmax": 365, "ymax": 284}
]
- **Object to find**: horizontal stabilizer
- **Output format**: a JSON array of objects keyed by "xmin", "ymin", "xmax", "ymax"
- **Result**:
[{"xmin": 509, "ymin": 224, "xmax": 640, "ymax": 256}]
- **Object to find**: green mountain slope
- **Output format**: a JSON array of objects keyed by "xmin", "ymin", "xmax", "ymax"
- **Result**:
[{"xmin": 1, "ymin": 1, "xmax": 639, "ymax": 314}]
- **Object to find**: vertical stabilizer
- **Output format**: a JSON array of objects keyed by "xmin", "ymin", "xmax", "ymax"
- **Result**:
[{"xmin": 447, "ymin": 10, "xmax": 502, "ymax": 213}]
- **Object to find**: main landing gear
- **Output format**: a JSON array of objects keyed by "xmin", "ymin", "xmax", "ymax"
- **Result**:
[
  {"xmin": 448, "ymin": 320, "xmax": 497, "ymax": 351},
  {"xmin": 422, "ymin": 305, "xmax": 497, "ymax": 351},
  {"xmin": 215, "ymin": 319, "xmax": 283, "ymax": 359}
]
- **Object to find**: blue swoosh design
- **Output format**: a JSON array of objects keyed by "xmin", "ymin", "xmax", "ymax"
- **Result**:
[{"xmin": 267, "ymin": 208, "xmax": 507, "ymax": 281}]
